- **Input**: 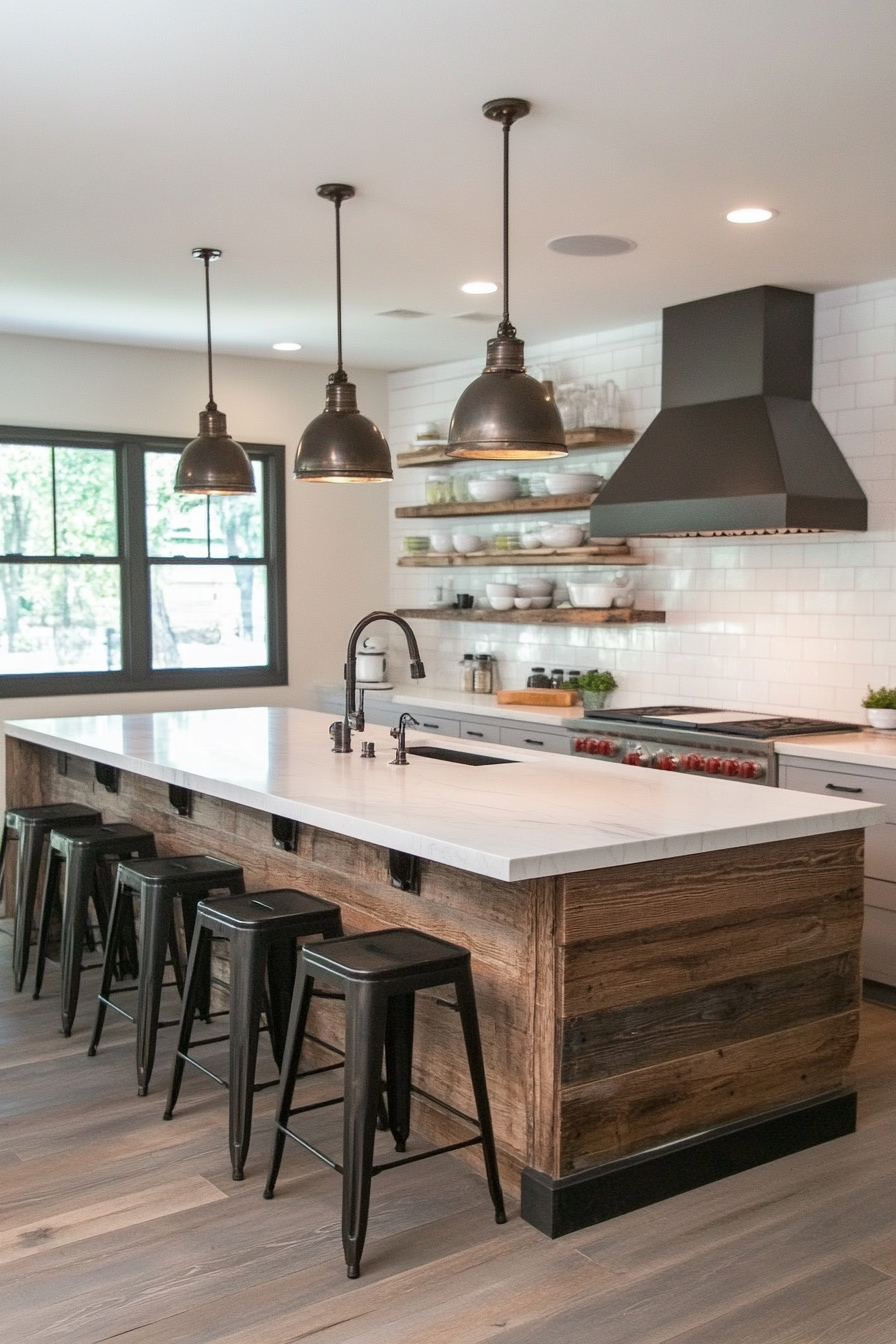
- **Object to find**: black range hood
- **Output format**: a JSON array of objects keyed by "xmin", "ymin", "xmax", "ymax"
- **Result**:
[{"xmin": 591, "ymin": 286, "xmax": 867, "ymax": 536}]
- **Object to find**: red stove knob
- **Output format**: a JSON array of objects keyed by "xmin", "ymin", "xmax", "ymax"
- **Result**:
[
  {"xmin": 705, "ymin": 757, "xmax": 722, "ymax": 774},
  {"xmin": 721, "ymin": 758, "xmax": 741, "ymax": 777},
  {"xmin": 623, "ymin": 745, "xmax": 653, "ymax": 767},
  {"xmin": 739, "ymin": 759, "xmax": 766, "ymax": 779},
  {"xmin": 597, "ymin": 739, "xmax": 618, "ymax": 756},
  {"xmin": 654, "ymin": 751, "xmax": 680, "ymax": 771},
  {"xmin": 574, "ymin": 738, "xmax": 586, "ymax": 752},
  {"xmin": 586, "ymin": 737, "xmax": 601, "ymax": 754},
  {"xmin": 682, "ymin": 753, "xmax": 705, "ymax": 772}
]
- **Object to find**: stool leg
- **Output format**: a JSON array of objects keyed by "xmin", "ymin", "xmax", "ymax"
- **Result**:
[
  {"xmin": 384, "ymin": 993, "xmax": 415, "ymax": 1153},
  {"xmin": 181, "ymin": 898, "xmax": 212, "ymax": 1022},
  {"xmin": 454, "ymin": 966, "xmax": 506, "ymax": 1225},
  {"xmin": 342, "ymin": 982, "xmax": 389, "ymax": 1280},
  {"xmin": 264, "ymin": 968, "xmax": 315, "ymax": 1199},
  {"xmin": 12, "ymin": 825, "xmax": 44, "ymax": 992},
  {"xmin": 88, "ymin": 874, "xmax": 131, "ymax": 1056},
  {"xmin": 60, "ymin": 849, "xmax": 95, "ymax": 1036},
  {"xmin": 33, "ymin": 850, "xmax": 62, "ymax": 1000},
  {"xmin": 265, "ymin": 936, "xmax": 297, "ymax": 1069},
  {"xmin": 135, "ymin": 888, "xmax": 172, "ymax": 1096},
  {"xmin": 163, "ymin": 924, "xmax": 213, "ymax": 1121},
  {"xmin": 228, "ymin": 932, "xmax": 268, "ymax": 1181},
  {"xmin": 0, "ymin": 823, "xmax": 8, "ymax": 904}
]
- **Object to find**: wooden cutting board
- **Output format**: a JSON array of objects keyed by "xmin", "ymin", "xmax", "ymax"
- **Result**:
[{"xmin": 496, "ymin": 689, "xmax": 580, "ymax": 707}]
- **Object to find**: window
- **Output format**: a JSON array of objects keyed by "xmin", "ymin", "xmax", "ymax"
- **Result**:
[{"xmin": 0, "ymin": 427, "xmax": 287, "ymax": 696}]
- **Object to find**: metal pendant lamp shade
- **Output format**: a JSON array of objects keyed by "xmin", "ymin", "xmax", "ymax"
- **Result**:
[
  {"xmin": 175, "ymin": 248, "xmax": 256, "ymax": 495},
  {"xmin": 447, "ymin": 99, "xmax": 567, "ymax": 461},
  {"xmin": 294, "ymin": 185, "xmax": 392, "ymax": 483}
]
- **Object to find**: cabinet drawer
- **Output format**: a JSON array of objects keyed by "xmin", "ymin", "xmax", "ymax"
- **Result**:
[
  {"xmin": 499, "ymin": 726, "xmax": 572, "ymax": 755},
  {"xmin": 866, "ymin": 875, "xmax": 896, "ymax": 914},
  {"xmin": 459, "ymin": 720, "xmax": 501, "ymax": 745},
  {"xmin": 412, "ymin": 714, "xmax": 460, "ymax": 737},
  {"xmin": 863, "ymin": 904, "xmax": 896, "ymax": 987},
  {"xmin": 782, "ymin": 763, "xmax": 896, "ymax": 822}
]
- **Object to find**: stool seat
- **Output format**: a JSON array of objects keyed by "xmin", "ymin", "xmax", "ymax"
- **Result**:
[
  {"xmin": 35, "ymin": 822, "xmax": 156, "ymax": 1034},
  {"xmin": 303, "ymin": 929, "xmax": 468, "ymax": 982},
  {"xmin": 164, "ymin": 888, "xmax": 344, "ymax": 1180},
  {"xmin": 199, "ymin": 889, "xmax": 342, "ymax": 934},
  {"xmin": 89, "ymin": 853, "xmax": 245, "ymax": 1095},
  {"xmin": 2, "ymin": 802, "xmax": 102, "ymax": 993},
  {"xmin": 265, "ymin": 925, "xmax": 506, "ymax": 1278}
]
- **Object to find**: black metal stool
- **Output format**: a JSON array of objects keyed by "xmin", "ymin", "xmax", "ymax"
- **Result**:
[
  {"xmin": 1, "ymin": 803, "xmax": 101, "ymax": 992},
  {"xmin": 34, "ymin": 822, "xmax": 156, "ymax": 1036},
  {"xmin": 89, "ymin": 855, "xmax": 245, "ymax": 1095},
  {"xmin": 264, "ymin": 927, "xmax": 506, "ymax": 1279},
  {"xmin": 164, "ymin": 889, "xmax": 344, "ymax": 1180}
]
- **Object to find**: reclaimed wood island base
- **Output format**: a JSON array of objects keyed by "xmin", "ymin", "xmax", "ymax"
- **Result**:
[{"xmin": 4, "ymin": 709, "xmax": 879, "ymax": 1237}]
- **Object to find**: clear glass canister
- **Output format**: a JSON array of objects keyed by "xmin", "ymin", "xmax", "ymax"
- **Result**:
[
  {"xmin": 425, "ymin": 474, "xmax": 451, "ymax": 505},
  {"xmin": 459, "ymin": 654, "xmax": 475, "ymax": 693},
  {"xmin": 473, "ymin": 655, "xmax": 493, "ymax": 694}
]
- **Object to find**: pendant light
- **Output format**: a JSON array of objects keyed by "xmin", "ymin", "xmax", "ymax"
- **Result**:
[
  {"xmin": 447, "ymin": 99, "xmax": 567, "ymax": 461},
  {"xmin": 175, "ymin": 247, "xmax": 256, "ymax": 495},
  {"xmin": 294, "ymin": 184, "xmax": 392, "ymax": 483}
]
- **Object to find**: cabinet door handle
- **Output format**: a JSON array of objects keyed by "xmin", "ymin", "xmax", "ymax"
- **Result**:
[
  {"xmin": 423, "ymin": 723, "xmax": 440, "ymax": 729},
  {"xmin": 466, "ymin": 730, "xmax": 484, "ymax": 738},
  {"xmin": 825, "ymin": 782, "xmax": 863, "ymax": 793},
  {"xmin": 524, "ymin": 738, "xmax": 544, "ymax": 746}
]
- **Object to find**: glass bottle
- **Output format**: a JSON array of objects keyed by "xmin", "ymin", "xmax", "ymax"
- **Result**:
[
  {"xmin": 526, "ymin": 666, "xmax": 552, "ymax": 689},
  {"xmin": 550, "ymin": 668, "xmax": 565, "ymax": 689},
  {"xmin": 459, "ymin": 654, "xmax": 475, "ymax": 693},
  {"xmin": 473, "ymin": 655, "xmax": 493, "ymax": 694}
]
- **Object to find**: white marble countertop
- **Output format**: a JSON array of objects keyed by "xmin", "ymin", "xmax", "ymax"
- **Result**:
[
  {"xmin": 390, "ymin": 688, "xmax": 578, "ymax": 728},
  {"xmin": 776, "ymin": 730, "xmax": 896, "ymax": 771},
  {"xmin": 4, "ymin": 708, "xmax": 882, "ymax": 883}
]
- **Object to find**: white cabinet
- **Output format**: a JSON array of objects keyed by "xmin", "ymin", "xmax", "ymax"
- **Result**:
[
  {"xmin": 499, "ymin": 725, "xmax": 573, "ymax": 755},
  {"xmin": 780, "ymin": 756, "xmax": 896, "ymax": 987},
  {"xmin": 459, "ymin": 720, "xmax": 502, "ymax": 745}
]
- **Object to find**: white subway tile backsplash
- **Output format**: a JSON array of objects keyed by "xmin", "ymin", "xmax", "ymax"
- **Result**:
[{"xmin": 386, "ymin": 280, "xmax": 896, "ymax": 717}]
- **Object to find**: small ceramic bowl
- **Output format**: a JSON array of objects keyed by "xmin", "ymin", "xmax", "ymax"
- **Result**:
[
  {"xmin": 545, "ymin": 471, "xmax": 603, "ymax": 496},
  {"xmin": 521, "ymin": 531, "xmax": 545, "ymax": 549},
  {"xmin": 517, "ymin": 578, "xmax": 555, "ymax": 597},
  {"xmin": 539, "ymin": 523, "xmax": 586, "ymax": 548},
  {"xmin": 867, "ymin": 708, "xmax": 896, "ymax": 730},
  {"xmin": 429, "ymin": 532, "xmax": 454, "ymax": 553},
  {"xmin": 452, "ymin": 532, "xmax": 485, "ymax": 553},
  {"xmin": 514, "ymin": 597, "xmax": 533, "ymax": 610},
  {"xmin": 486, "ymin": 582, "xmax": 518, "ymax": 598},
  {"xmin": 469, "ymin": 478, "xmax": 519, "ymax": 503},
  {"xmin": 489, "ymin": 596, "xmax": 515, "ymax": 611}
]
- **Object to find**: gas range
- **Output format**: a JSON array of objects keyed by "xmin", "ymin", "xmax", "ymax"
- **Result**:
[{"xmin": 564, "ymin": 705, "xmax": 861, "ymax": 785}]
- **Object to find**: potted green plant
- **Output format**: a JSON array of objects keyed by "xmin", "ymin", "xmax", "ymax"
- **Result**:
[
  {"xmin": 862, "ymin": 686, "xmax": 896, "ymax": 730},
  {"xmin": 564, "ymin": 669, "xmax": 618, "ymax": 710}
]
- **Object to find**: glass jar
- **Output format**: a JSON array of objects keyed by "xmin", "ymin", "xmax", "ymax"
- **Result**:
[
  {"xmin": 451, "ymin": 473, "xmax": 472, "ymax": 504},
  {"xmin": 425, "ymin": 474, "xmax": 451, "ymax": 505},
  {"xmin": 550, "ymin": 668, "xmax": 565, "ymax": 689},
  {"xmin": 526, "ymin": 667, "xmax": 552, "ymax": 689},
  {"xmin": 459, "ymin": 653, "xmax": 475, "ymax": 693},
  {"xmin": 473, "ymin": 655, "xmax": 494, "ymax": 694}
]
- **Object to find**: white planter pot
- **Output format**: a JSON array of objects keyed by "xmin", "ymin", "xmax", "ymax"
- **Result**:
[{"xmin": 867, "ymin": 708, "xmax": 896, "ymax": 730}]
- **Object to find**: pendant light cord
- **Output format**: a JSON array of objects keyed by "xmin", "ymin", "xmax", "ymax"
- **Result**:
[
  {"xmin": 499, "ymin": 112, "xmax": 516, "ymax": 339},
  {"xmin": 334, "ymin": 196, "xmax": 345, "ymax": 378},
  {"xmin": 203, "ymin": 253, "xmax": 216, "ymax": 411}
]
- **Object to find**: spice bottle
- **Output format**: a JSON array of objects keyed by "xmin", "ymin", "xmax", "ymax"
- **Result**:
[
  {"xmin": 550, "ymin": 668, "xmax": 565, "ymax": 689},
  {"xmin": 459, "ymin": 654, "xmax": 475, "ymax": 693},
  {"xmin": 526, "ymin": 666, "xmax": 551, "ymax": 689}
]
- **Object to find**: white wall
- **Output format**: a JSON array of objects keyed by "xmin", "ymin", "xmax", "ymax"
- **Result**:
[
  {"xmin": 388, "ymin": 279, "xmax": 896, "ymax": 720},
  {"xmin": 1, "ymin": 331, "xmax": 390, "ymax": 802}
]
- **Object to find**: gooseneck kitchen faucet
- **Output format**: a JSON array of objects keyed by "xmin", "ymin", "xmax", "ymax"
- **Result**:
[{"xmin": 331, "ymin": 612, "xmax": 425, "ymax": 754}]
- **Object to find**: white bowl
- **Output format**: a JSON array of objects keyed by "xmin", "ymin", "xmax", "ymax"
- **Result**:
[
  {"xmin": 521, "ymin": 531, "xmax": 545, "ymax": 549},
  {"xmin": 568, "ymin": 582, "xmax": 617, "ymax": 608},
  {"xmin": 469, "ymin": 478, "xmax": 519, "ymax": 502},
  {"xmin": 545, "ymin": 472, "xmax": 603, "ymax": 496},
  {"xmin": 514, "ymin": 597, "xmax": 533, "ymax": 610},
  {"xmin": 529, "ymin": 596, "xmax": 552, "ymax": 609},
  {"xmin": 486, "ymin": 582, "xmax": 518, "ymax": 598},
  {"xmin": 867, "ymin": 708, "xmax": 896, "ymax": 730},
  {"xmin": 539, "ymin": 523, "xmax": 586, "ymax": 548},
  {"xmin": 489, "ymin": 596, "xmax": 516, "ymax": 611},
  {"xmin": 452, "ymin": 532, "xmax": 485, "ymax": 553},
  {"xmin": 517, "ymin": 578, "xmax": 555, "ymax": 597},
  {"xmin": 429, "ymin": 532, "xmax": 455, "ymax": 553}
]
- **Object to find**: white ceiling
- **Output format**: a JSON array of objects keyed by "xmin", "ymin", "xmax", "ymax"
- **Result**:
[{"xmin": 1, "ymin": 0, "xmax": 895, "ymax": 371}]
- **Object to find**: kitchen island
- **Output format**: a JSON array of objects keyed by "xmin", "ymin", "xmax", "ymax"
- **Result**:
[{"xmin": 4, "ymin": 707, "xmax": 883, "ymax": 1235}]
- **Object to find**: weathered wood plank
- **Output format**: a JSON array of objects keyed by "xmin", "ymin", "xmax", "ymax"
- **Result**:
[
  {"xmin": 561, "ymin": 886, "xmax": 863, "ymax": 1018},
  {"xmin": 562, "ymin": 952, "xmax": 860, "ymax": 1086},
  {"xmin": 561, "ymin": 829, "xmax": 865, "ymax": 945},
  {"xmin": 560, "ymin": 1011, "xmax": 860, "ymax": 1173}
]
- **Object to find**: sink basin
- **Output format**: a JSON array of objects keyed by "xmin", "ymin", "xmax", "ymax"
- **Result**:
[{"xmin": 407, "ymin": 745, "xmax": 516, "ymax": 767}]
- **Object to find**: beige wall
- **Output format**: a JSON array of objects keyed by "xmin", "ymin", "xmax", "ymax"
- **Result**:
[{"xmin": 0, "ymin": 331, "xmax": 390, "ymax": 805}]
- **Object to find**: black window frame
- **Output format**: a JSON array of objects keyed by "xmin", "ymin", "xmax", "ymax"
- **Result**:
[{"xmin": 0, "ymin": 425, "xmax": 288, "ymax": 698}]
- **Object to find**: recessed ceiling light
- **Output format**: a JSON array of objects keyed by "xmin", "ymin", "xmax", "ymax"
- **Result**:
[
  {"xmin": 272, "ymin": 341, "xmax": 302, "ymax": 351},
  {"xmin": 460, "ymin": 280, "xmax": 498, "ymax": 294},
  {"xmin": 726, "ymin": 207, "xmax": 777, "ymax": 224},
  {"xmin": 547, "ymin": 234, "xmax": 637, "ymax": 256}
]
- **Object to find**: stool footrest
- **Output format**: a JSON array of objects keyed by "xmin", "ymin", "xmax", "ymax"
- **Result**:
[{"xmin": 372, "ymin": 1135, "xmax": 482, "ymax": 1177}]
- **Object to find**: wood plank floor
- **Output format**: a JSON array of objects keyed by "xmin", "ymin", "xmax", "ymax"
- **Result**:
[{"xmin": 3, "ymin": 922, "xmax": 896, "ymax": 1343}]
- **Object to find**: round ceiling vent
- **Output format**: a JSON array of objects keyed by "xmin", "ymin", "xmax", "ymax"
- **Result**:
[{"xmin": 547, "ymin": 234, "xmax": 637, "ymax": 256}]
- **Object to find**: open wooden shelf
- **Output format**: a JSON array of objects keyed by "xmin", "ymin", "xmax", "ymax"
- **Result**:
[
  {"xmin": 396, "ymin": 426, "xmax": 634, "ymax": 468},
  {"xmin": 398, "ymin": 544, "xmax": 646, "ymax": 568},
  {"xmin": 395, "ymin": 491, "xmax": 598, "ymax": 519},
  {"xmin": 394, "ymin": 606, "xmax": 665, "ymax": 626}
]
